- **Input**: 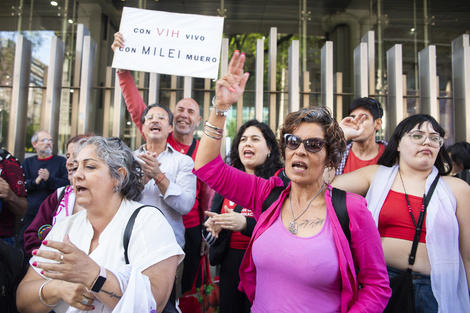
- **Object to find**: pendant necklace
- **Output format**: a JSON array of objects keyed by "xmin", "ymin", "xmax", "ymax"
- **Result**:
[
  {"xmin": 288, "ymin": 181, "xmax": 325, "ymax": 234},
  {"xmin": 173, "ymin": 139, "xmax": 186, "ymax": 153}
]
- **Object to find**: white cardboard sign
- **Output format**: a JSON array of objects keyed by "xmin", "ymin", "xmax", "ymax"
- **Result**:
[{"xmin": 112, "ymin": 7, "xmax": 224, "ymax": 79}]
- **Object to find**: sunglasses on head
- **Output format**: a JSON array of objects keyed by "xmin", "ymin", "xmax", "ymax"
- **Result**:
[{"xmin": 283, "ymin": 133, "xmax": 328, "ymax": 153}]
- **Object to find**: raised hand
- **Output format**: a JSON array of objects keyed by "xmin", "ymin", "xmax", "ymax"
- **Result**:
[
  {"xmin": 339, "ymin": 113, "xmax": 366, "ymax": 141},
  {"xmin": 111, "ymin": 32, "xmax": 125, "ymax": 52},
  {"xmin": 213, "ymin": 50, "xmax": 250, "ymax": 111}
]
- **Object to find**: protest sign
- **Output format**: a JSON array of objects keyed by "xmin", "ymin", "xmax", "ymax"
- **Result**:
[{"xmin": 112, "ymin": 7, "xmax": 224, "ymax": 79}]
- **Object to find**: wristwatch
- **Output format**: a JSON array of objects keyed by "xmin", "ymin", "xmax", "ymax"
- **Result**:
[{"xmin": 88, "ymin": 265, "xmax": 107, "ymax": 293}]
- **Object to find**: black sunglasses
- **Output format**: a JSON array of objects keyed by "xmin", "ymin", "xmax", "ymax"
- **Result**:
[{"xmin": 283, "ymin": 133, "xmax": 328, "ymax": 153}]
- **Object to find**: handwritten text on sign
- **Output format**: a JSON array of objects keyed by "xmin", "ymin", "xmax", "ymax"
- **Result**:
[{"xmin": 112, "ymin": 7, "xmax": 224, "ymax": 79}]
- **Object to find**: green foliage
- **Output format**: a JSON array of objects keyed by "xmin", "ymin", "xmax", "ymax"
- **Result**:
[{"xmin": 226, "ymin": 118, "xmax": 237, "ymax": 143}]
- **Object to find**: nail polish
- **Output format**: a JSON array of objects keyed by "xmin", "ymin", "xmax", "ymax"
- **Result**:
[
  {"xmin": 32, "ymin": 262, "xmax": 37, "ymax": 267},
  {"xmin": 32, "ymin": 250, "xmax": 37, "ymax": 255},
  {"xmin": 42, "ymin": 240, "xmax": 48, "ymax": 245}
]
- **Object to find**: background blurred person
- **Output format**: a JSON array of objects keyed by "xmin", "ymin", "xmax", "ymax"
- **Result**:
[
  {"xmin": 332, "ymin": 114, "xmax": 470, "ymax": 312},
  {"xmin": 0, "ymin": 148, "xmax": 27, "ymax": 246},
  {"xmin": 194, "ymin": 51, "xmax": 391, "ymax": 313},
  {"xmin": 446, "ymin": 141, "xmax": 470, "ymax": 184},
  {"xmin": 337, "ymin": 97, "xmax": 387, "ymax": 175},
  {"xmin": 18, "ymin": 130, "xmax": 69, "ymax": 251},
  {"xmin": 202, "ymin": 119, "xmax": 284, "ymax": 313},
  {"xmin": 16, "ymin": 136, "xmax": 183, "ymax": 313},
  {"xmin": 24, "ymin": 134, "xmax": 94, "ymax": 258}
]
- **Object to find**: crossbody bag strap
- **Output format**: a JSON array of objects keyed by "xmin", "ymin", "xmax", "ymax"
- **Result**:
[
  {"xmin": 123, "ymin": 205, "xmax": 163, "ymax": 264},
  {"xmin": 186, "ymin": 138, "xmax": 197, "ymax": 157},
  {"xmin": 408, "ymin": 174, "xmax": 440, "ymax": 265},
  {"xmin": 331, "ymin": 187, "xmax": 351, "ymax": 245}
]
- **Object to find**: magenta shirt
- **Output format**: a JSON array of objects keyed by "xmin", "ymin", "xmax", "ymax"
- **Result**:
[
  {"xmin": 252, "ymin": 212, "xmax": 341, "ymax": 312},
  {"xmin": 193, "ymin": 156, "xmax": 391, "ymax": 313}
]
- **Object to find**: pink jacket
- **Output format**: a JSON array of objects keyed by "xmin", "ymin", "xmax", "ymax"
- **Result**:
[{"xmin": 194, "ymin": 156, "xmax": 391, "ymax": 313}]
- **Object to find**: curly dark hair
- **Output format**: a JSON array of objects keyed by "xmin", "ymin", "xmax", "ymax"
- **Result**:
[
  {"xmin": 378, "ymin": 114, "xmax": 452, "ymax": 175},
  {"xmin": 75, "ymin": 136, "xmax": 145, "ymax": 201},
  {"xmin": 279, "ymin": 107, "xmax": 346, "ymax": 169},
  {"xmin": 229, "ymin": 120, "xmax": 284, "ymax": 179}
]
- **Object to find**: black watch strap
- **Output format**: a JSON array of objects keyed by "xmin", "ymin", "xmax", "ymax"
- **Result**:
[{"xmin": 88, "ymin": 266, "xmax": 107, "ymax": 293}]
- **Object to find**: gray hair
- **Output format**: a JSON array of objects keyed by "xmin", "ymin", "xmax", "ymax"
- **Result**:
[
  {"xmin": 75, "ymin": 136, "xmax": 144, "ymax": 201},
  {"xmin": 31, "ymin": 130, "xmax": 49, "ymax": 145}
]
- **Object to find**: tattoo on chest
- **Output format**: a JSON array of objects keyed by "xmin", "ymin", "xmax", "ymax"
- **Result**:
[
  {"xmin": 101, "ymin": 289, "xmax": 122, "ymax": 299},
  {"xmin": 298, "ymin": 218, "xmax": 325, "ymax": 229}
]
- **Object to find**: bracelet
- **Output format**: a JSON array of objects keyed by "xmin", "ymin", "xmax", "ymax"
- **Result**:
[
  {"xmin": 212, "ymin": 96, "xmax": 231, "ymax": 116},
  {"xmin": 204, "ymin": 125, "xmax": 223, "ymax": 136},
  {"xmin": 39, "ymin": 280, "xmax": 56, "ymax": 307},
  {"xmin": 204, "ymin": 121, "xmax": 223, "ymax": 134},
  {"xmin": 38, "ymin": 224, "xmax": 52, "ymax": 240},
  {"xmin": 155, "ymin": 172, "xmax": 166, "ymax": 184},
  {"xmin": 203, "ymin": 129, "xmax": 223, "ymax": 140}
]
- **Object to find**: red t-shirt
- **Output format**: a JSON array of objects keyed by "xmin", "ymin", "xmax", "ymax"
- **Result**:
[
  {"xmin": 0, "ymin": 156, "xmax": 27, "ymax": 237},
  {"xmin": 221, "ymin": 198, "xmax": 254, "ymax": 250},
  {"xmin": 378, "ymin": 190, "xmax": 426, "ymax": 243},
  {"xmin": 343, "ymin": 143, "xmax": 386, "ymax": 174}
]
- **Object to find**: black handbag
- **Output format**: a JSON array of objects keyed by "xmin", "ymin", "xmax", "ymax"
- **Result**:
[{"xmin": 383, "ymin": 174, "xmax": 440, "ymax": 313}]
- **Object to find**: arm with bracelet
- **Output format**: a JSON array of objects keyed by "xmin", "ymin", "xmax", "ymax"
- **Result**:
[{"xmin": 195, "ymin": 50, "xmax": 250, "ymax": 171}]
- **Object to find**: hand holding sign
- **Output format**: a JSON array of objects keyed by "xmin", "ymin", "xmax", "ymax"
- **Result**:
[{"xmin": 111, "ymin": 7, "xmax": 224, "ymax": 79}]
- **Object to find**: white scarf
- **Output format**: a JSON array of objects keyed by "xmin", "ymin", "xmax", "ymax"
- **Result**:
[{"xmin": 366, "ymin": 164, "xmax": 470, "ymax": 312}]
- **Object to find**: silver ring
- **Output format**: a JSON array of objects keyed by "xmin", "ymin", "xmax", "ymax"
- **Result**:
[
  {"xmin": 58, "ymin": 253, "xmax": 64, "ymax": 264},
  {"xmin": 80, "ymin": 297, "xmax": 89, "ymax": 305}
]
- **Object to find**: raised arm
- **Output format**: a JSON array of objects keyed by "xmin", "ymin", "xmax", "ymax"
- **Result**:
[
  {"xmin": 111, "ymin": 32, "xmax": 147, "ymax": 139},
  {"xmin": 194, "ymin": 51, "xmax": 249, "ymax": 170},
  {"xmin": 331, "ymin": 165, "xmax": 379, "ymax": 197}
]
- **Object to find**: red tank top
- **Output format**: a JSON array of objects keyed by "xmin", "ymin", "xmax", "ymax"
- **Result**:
[
  {"xmin": 343, "ymin": 143, "xmax": 386, "ymax": 174},
  {"xmin": 378, "ymin": 190, "xmax": 427, "ymax": 243}
]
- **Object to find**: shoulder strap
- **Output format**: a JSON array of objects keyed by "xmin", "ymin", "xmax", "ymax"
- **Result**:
[
  {"xmin": 186, "ymin": 138, "xmax": 197, "ymax": 157},
  {"xmin": 408, "ymin": 174, "xmax": 440, "ymax": 265},
  {"xmin": 331, "ymin": 188, "xmax": 351, "ymax": 245},
  {"xmin": 262, "ymin": 186, "xmax": 285, "ymax": 212},
  {"xmin": 123, "ymin": 205, "xmax": 163, "ymax": 264},
  {"xmin": 261, "ymin": 170, "xmax": 291, "ymax": 212}
]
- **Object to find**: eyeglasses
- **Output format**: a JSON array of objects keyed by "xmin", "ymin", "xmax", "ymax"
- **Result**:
[
  {"xmin": 407, "ymin": 131, "xmax": 443, "ymax": 148},
  {"xmin": 284, "ymin": 133, "xmax": 328, "ymax": 153},
  {"xmin": 144, "ymin": 113, "xmax": 168, "ymax": 122},
  {"xmin": 38, "ymin": 139, "xmax": 53, "ymax": 144}
]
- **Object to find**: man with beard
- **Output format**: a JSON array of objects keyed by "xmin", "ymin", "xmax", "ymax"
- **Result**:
[
  {"xmin": 112, "ymin": 31, "xmax": 215, "ymax": 298},
  {"xmin": 17, "ymin": 130, "xmax": 68, "ymax": 252}
]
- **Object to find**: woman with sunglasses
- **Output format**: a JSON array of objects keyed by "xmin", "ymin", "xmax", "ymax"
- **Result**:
[
  {"xmin": 332, "ymin": 114, "xmax": 470, "ymax": 312},
  {"xmin": 202, "ymin": 119, "xmax": 285, "ymax": 313},
  {"xmin": 193, "ymin": 51, "xmax": 391, "ymax": 312}
]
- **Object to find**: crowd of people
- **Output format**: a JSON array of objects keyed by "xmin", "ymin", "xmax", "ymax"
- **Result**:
[{"xmin": 1, "ymin": 33, "xmax": 469, "ymax": 313}]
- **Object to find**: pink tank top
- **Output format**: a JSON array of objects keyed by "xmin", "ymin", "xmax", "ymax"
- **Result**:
[{"xmin": 251, "ymin": 209, "xmax": 341, "ymax": 312}]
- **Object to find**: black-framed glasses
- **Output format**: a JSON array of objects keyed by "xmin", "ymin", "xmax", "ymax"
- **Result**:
[
  {"xmin": 407, "ymin": 131, "xmax": 443, "ymax": 148},
  {"xmin": 284, "ymin": 133, "xmax": 328, "ymax": 153}
]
